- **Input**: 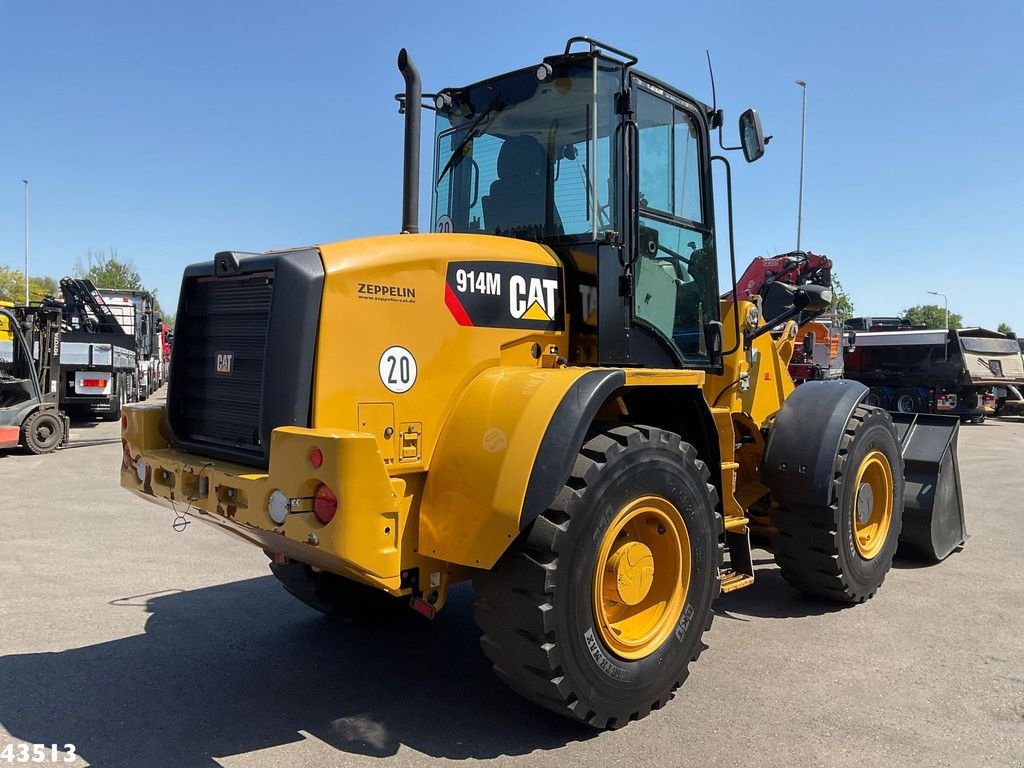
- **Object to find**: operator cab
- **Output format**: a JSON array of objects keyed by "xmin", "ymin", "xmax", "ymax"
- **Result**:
[{"xmin": 424, "ymin": 37, "xmax": 766, "ymax": 370}]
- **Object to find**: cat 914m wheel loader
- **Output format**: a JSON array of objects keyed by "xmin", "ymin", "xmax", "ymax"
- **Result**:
[{"xmin": 121, "ymin": 38, "xmax": 966, "ymax": 728}]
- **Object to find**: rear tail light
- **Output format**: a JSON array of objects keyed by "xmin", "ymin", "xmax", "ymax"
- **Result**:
[
  {"xmin": 82, "ymin": 378, "xmax": 107, "ymax": 387},
  {"xmin": 122, "ymin": 415, "xmax": 128, "ymax": 430},
  {"xmin": 122, "ymin": 440, "xmax": 134, "ymax": 469},
  {"xmin": 936, "ymin": 393, "xmax": 957, "ymax": 410},
  {"xmin": 313, "ymin": 483, "xmax": 337, "ymax": 525}
]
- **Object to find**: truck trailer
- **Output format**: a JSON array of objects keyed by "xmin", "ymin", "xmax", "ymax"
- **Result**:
[
  {"xmin": 843, "ymin": 327, "xmax": 1024, "ymax": 422},
  {"xmin": 94, "ymin": 287, "xmax": 164, "ymax": 397},
  {"xmin": 56, "ymin": 279, "xmax": 143, "ymax": 419}
]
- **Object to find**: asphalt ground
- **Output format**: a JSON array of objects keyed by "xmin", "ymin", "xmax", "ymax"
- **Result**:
[{"xmin": 1, "ymin": 397, "xmax": 1022, "ymax": 768}]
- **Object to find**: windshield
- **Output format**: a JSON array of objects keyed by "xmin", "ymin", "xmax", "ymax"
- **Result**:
[{"xmin": 432, "ymin": 57, "xmax": 620, "ymax": 243}]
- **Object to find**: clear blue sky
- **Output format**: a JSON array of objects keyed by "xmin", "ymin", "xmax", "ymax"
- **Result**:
[{"xmin": 2, "ymin": 1, "xmax": 1022, "ymax": 330}]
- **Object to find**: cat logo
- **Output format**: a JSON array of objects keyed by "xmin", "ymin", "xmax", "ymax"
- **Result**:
[
  {"xmin": 444, "ymin": 260, "xmax": 563, "ymax": 331},
  {"xmin": 509, "ymin": 275, "xmax": 559, "ymax": 322},
  {"xmin": 215, "ymin": 352, "xmax": 234, "ymax": 374}
]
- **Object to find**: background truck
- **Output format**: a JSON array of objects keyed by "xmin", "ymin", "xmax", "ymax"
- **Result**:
[
  {"xmin": 94, "ymin": 287, "xmax": 165, "ymax": 397},
  {"xmin": 0, "ymin": 304, "xmax": 69, "ymax": 453},
  {"xmin": 732, "ymin": 251, "xmax": 851, "ymax": 383},
  {"xmin": 843, "ymin": 326, "xmax": 1024, "ymax": 422},
  {"xmin": 55, "ymin": 278, "xmax": 144, "ymax": 419},
  {"xmin": 159, "ymin": 321, "xmax": 173, "ymax": 379},
  {"xmin": 121, "ymin": 38, "xmax": 966, "ymax": 728}
]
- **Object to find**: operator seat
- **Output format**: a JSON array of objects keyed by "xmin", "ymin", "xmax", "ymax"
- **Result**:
[{"xmin": 482, "ymin": 136, "xmax": 560, "ymax": 237}]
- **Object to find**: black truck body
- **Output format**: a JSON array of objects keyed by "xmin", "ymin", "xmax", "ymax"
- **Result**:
[{"xmin": 843, "ymin": 327, "xmax": 1024, "ymax": 421}]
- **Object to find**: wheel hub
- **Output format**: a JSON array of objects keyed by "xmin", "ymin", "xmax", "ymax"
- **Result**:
[
  {"xmin": 851, "ymin": 450, "xmax": 894, "ymax": 560},
  {"xmin": 593, "ymin": 496, "xmax": 690, "ymax": 660},
  {"xmin": 604, "ymin": 541, "xmax": 655, "ymax": 606},
  {"xmin": 856, "ymin": 482, "xmax": 874, "ymax": 524}
]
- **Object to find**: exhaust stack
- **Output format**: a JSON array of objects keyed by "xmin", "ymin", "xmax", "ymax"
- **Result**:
[{"xmin": 398, "ymin": 48, "xmax": 421, "ymax": 234}]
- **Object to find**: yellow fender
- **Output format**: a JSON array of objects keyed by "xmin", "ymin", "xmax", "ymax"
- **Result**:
[{"xmin": 420, "ymin": 366, "xmax": 625, "ymax": 568}]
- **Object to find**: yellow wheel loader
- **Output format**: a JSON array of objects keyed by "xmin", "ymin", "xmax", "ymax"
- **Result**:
[{"xmin": 121, "ymin": 38, "xmax": 966, "ymax": 728}]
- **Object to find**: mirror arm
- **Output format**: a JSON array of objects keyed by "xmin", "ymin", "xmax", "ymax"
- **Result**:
[{"xmin": 716, "ymin": 115, "xmax": 742, "ymax": 152}]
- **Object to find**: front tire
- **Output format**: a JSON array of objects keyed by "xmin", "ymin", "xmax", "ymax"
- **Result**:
[
  {"xmin": 473, "ymin": 425, "xmax": 722, "ymax": 728},
  {"xmin": 771, "ymin": 405, "xmax": 904, "ymax": 603},
  {"xmin": 21, "ymin": 410, "xmax": 64, "ymax": 454}
]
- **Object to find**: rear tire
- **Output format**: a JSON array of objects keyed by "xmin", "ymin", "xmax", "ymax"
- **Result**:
[
  {"xmin": 20, "ymin": 410, "xmax": 64, "ymax": 454},
  {"xmin": 268, "ymin": 558, "xmax": 407, "ymax": 624},
  {"xmin": 894, "ymin": 388, "xmax": 923, "ymax": 414},
  {"xmin": 473, "ymin": 425, "xmax": 722, "ymax": 728},
  {"xmin": 771, "ymin": 405, "xmax": 904, "ymax": 603},
  {"xmin": 103, "ymin": 377, "xmax": 124, "ymax": 421}
]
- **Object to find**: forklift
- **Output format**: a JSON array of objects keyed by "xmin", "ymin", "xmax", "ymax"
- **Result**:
[{"xmin": 0, "ymin": 305, "xmax": 69, "ymax": 454}]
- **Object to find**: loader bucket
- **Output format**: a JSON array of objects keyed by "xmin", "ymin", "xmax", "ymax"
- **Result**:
[{"xmin": 890, "ymin": 412, "xmax": 967, "ymax": 561}]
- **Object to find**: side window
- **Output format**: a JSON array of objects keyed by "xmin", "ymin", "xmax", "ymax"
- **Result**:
[
  {"xmin": 633, "ymin": 87, "xmax": 716, "ymax": 365},
  {"xmin": 433, "ymin": 131, "xmax": 502, "ymax": 233},
  {"xmin": 674, "ymin": 110, "xmax": 702, "ymax": 223},
  {"xmin": 636, "ymin": 90, "xmax": 702, "ymax": 223}
]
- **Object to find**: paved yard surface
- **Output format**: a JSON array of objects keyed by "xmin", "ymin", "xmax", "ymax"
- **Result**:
[{"xmin": 1, "ymin": 399, "xmax": 1022, "ymax": 767}]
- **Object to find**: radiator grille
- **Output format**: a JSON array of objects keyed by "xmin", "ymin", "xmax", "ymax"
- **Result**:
[{"xmin": 171, "ymin": 272, "xmax": 273, "ymax": 455}]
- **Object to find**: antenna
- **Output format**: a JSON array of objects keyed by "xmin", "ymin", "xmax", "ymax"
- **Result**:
[
  {"xmin": 707, "ymin": 50, "xmax": 741, "ymax": 151},
  {"xmin": 706, "ymin": 50, "xmax": 717, "ymax": 114}
]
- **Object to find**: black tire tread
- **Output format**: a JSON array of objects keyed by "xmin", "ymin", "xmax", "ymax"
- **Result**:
[
  {"xmin": 770, "ymin": 405, "xmax": 903, "ymax": 603},
  {"xmin": 20, "ymin": 410, "xmax": 63, "ymax": 455},
  {"xmin": 473, "ymin": 424, "xmax": 722, "ymax": 728}
]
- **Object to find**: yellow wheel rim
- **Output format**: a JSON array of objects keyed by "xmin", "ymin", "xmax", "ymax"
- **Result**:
[
  {"xmin": 593, "ymin": 495, "xmax": 690, "ymax": 660},
  {"xmin": 852, "ymin": 450, "xmax": 894, "ymax": 559}
]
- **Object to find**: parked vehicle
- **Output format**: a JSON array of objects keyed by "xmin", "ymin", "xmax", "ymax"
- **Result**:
[
  {"xmin": 843, "ymin": 326, "xmax": 1024, "ymax": 422},
  {"xmin": 732, "ymin": 251, "xmax": 851, "ymax": 383},
  {"xmin": 94, "ymin": 287, "xmax": 164, "ymax": 397},
  {"xmin": 55, "ymin": 278, "xmax": 145, "ymax": 419},
  {"xmin": 121, "ymin": 39, "xmax": 967, "ymax": 727},
  {"xmin": 0, "ymin": 305, "xmax": 69, "ymax": 453}
]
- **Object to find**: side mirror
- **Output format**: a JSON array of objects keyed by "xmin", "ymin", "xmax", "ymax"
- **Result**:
[{"xmin": 739, "ymin": 108, "xmax": 765, "ymax": 163}]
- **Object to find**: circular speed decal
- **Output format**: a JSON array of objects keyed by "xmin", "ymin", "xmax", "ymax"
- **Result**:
[{"xmin": 379, "ymin": 346, "xmax": 417, "ymax": 393}]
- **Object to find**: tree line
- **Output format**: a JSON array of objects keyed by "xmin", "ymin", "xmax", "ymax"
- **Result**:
[{"xmin": 0, "ymin": 250, "xmax": 172, "ymax": 327}]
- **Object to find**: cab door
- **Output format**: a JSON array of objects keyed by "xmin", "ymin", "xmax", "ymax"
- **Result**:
[{"xmin": 630, "ymin": 79, "xmax": 719, "ymax": 368}]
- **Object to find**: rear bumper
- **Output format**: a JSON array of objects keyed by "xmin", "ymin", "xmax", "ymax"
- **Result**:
[
  {"xmin": 0, "ymin": 426, "xmax": 19, "ymax": 449},
  {"xmin": 120, "ymin": 404, "xmax": 425, "ymax": 593}
]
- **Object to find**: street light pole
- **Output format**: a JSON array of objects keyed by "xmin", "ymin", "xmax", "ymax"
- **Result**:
[
  {"xmin": 795, "ymin": 80, "xmax": 807, "ymax": 252},
  {"xmin": 22, "ymin": 179, "xmax": 29, "ymax": 305},
  {"xmin": 927, "ymin": 290, "xmax": 948, "ymax": 330},
  {"xmin": 928, "ymin": 290, "xmax": 949, "ymax": 362}
]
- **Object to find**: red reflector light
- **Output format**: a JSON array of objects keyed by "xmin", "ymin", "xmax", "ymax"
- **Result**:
[
  {"xmin": 410, "ymin": 597, "xmax": 437, "ymax": 619},
  {"xmin": 121, "ymin": 415, "xmax": 128, "ymax": 430},
  {"xmin": 121, "ymin": 439, "xmax": 134, "ymax": 470},
  {"xmin": 310, "ymin": 447, "xmax": 323, "ymax": 468},
  {"xmin": 82, "ymin": 379, "xmax": 107, "ymax": 387},
  {"xmin": 313, "ymin": 483, "xmax": 337, "ymax": 525}
]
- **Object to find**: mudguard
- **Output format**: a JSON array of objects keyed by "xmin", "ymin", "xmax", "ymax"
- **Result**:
[
  {"xmin": 420, "ymin": 367, "xmax": 624, "ymax": 568},
  {"xmin": 762, "ymin": 379, "xmax": 869, "ymax": 508}
]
